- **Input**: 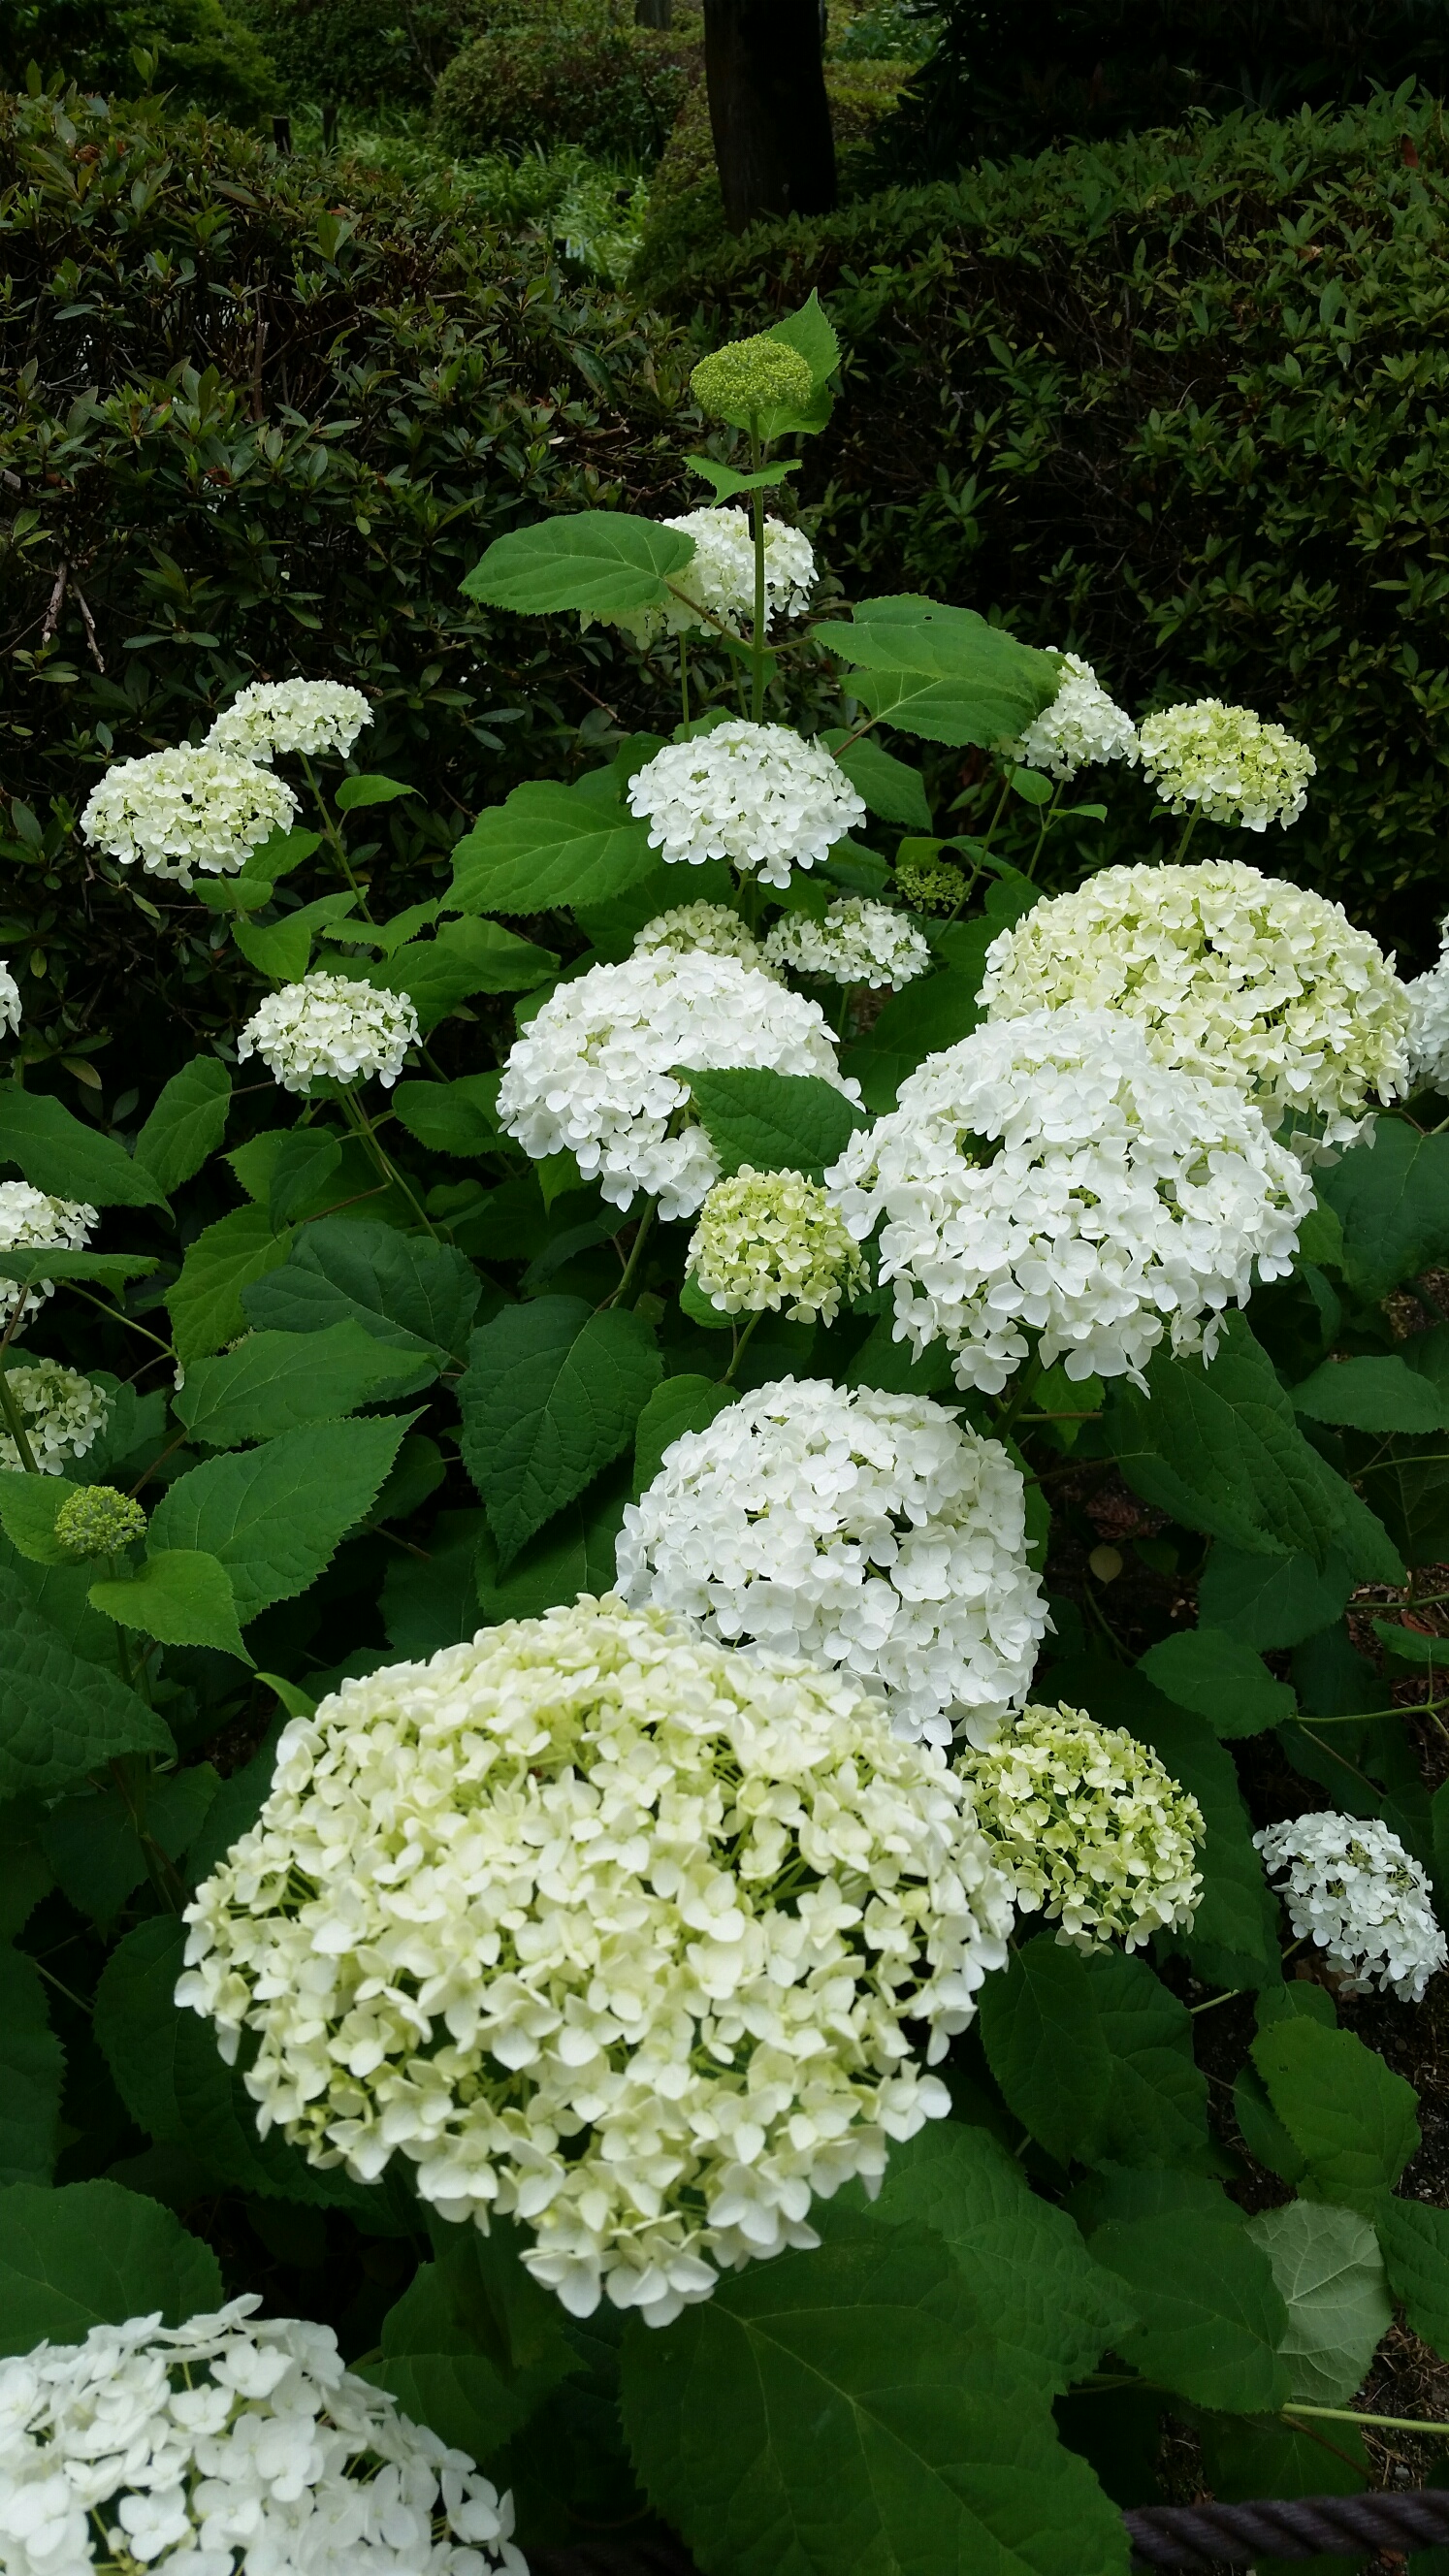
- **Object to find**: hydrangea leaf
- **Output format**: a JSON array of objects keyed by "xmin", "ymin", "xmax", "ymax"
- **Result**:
[
  {"xmin": 825, "ymin": 596, "xmax": 1061, "ymax": 751},
  {"xmin": 977, "ymin": 1937, "xmax": 1113, "ymax": 2167},
  {"xmin": 447, "ymin": 782, "xmax": 660, "ymax": 917},
  {"xmin": 0, "ymin": 1248, "xmax": 158, "ymax": 1293},
  {"xmin": 475, "ymin": 1468, "xmax": 631, "ymax": 1626},
  {"xmin": 821, "ymin": 730, "xmax": 933, "ymax": 830},
  {"xmin": 0, "ymin": 1470, "xmax": 78, "ymax": 1564},
  {"xmin": 147, "ymin": 1414, "xmax": 416, "ymax": 1627},
  {"xmin": 1138, "ymin": 1626, "xmax": 1298, "ymax": 1738},
  {"xmin": 1245, "ymin": 2201, "xmax": 1392, "ymax": 2404},
  {"xmin": 1252, "ymin": 2019, "xmax": 1420, "ymax": 2213},
  {"xmin": 382, "ymin": 1507, "xmax": 490, "ymax": 1657},
  {"xmin": 0, "ymin": 2180, "xmax": 221, "ymax": 2354},
  {"xmin": 242, "ymin": 1216, "xmax": 480, "ymax": 1376},
  {"xmin": 842, "ymin": 965, "xmax": 985, "ymax": 1111},
  {"xmin": 1080, "ymin": 1948, "xmax": 1218, "ymax": 2173},
  {"xmin": 1375, "ymin": 2196, "xmax": 1449, "ymax": 2359},
  {"xmin": 1316, "ymin": 1116, "xmax": 1449, "ymax": 1301},
  {"xmin": 1197, "ymin": 1541, "xmax": 1358, "ymax": 1649},
  {"xmin": 571, "ymin": 858, "xmax": 735, "ymax": 961},
  {"xmin": 333, "ymin": 772, "xmax": 416, "ymax": 811},
  {"xmin": 1196, "ymin": 2411, "xmax": 1368, "ymax": 2508},
  {"xmin": 1088, "ymin": 2208, "xmax": 1291, "ymax": 2414},
  {"xmin": 0, "ymin": 1947, "xmax": 63, "ymax": 2185},
  {"xmin": 41, "ymin": 1768, "xmax": 218, "ymax": 1929},
  {"xmin": 1293, "ymin": 1354, "xmax": 1449, "ymax": 1433},
  {"xmin": 88, "ymin": 1549, "xmax": 252, "ymax": 1663},
  {"xmin": 168, "ymin": 1204, "xmax": 300, "ymax": 1365},
  {"xmin": 231, "ymin": 889, "xmax": 359, "ymax": 983},
  {"xmin": 392, "ymin": 1074, "xmax": 503, "ymax": 1159},
  {"xmin": 265, "ymin": 1129, "xmax": 342, "ymax": 1232},
  {"xmin": 351, "ymin": 918, "xmax": 558, "ymax": 1032},
  {"xmin": 461, "ymin": 512, "xmax": 695, "ymax": 617},
  {"xmin": 176, "ymin": 1321, "xmax": 419, "ymax": 1448},
  {"xmin": 362, "ymin": 2236, "xmax": 579, "ymax": 2459},
  {"xmin": 684, "ymin": 1067, "xmax": 868, "ymax": 1181},
  {"xmin": 632, "ymin": 1376, "xmax": 738, "ymax": 1498},
  {"xmin": 621, "ymin": 2202, "xmax": 1129, "ymax": 2576},
  {"xmin": 459, "ymin": 1298, "xmax": 661, "ymax": 1567},
  {"xmin": 0, "ymin": 1562, "xmax": 172, "ymax": 1798},
  {"xmin": 0, "ymin": 1084, "xmax": 170, "ymax": 1209}
]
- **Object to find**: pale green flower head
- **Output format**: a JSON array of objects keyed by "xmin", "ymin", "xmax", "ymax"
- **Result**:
[
  {"xmin": 691, "ymin": 336, "xmax": 813, "ymax": 425},
  {"xmin": 893, "ymin": 853, "xmax": 966, "ymax": 915},
  {"xmin": 53, "ymin": 1484, "xmax": 146, "ymax": 1560},
  {"xmin": 687, "ymin": 1165, "xmax": 866, "ymax": 1325}
]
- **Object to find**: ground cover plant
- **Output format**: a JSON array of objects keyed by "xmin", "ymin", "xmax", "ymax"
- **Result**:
[{"xmin": 10, "ymin": 280, "xmax": 1449, "ymax": 2576}]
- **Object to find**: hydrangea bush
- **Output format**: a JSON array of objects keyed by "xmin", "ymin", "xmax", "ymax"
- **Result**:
[{"xmin": 2, "ymin": 297, "xmax": 1447, "ymax": 2576}]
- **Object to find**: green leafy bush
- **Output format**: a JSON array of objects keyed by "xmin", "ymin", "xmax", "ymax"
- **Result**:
[
  {"xmin": 431, "ymin": 16, "xmax": 690, "ymax": 164},
  {"xmin": 642, "ymin": 88, "xmax": 1449, "ymax": 963},
  {"xmin": 1, "ymin": 0, "xmax": 282, "ymax": 121}
]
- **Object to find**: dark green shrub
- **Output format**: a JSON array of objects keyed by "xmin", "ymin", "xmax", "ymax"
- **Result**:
[
  {"xmin": 231, "ymin": 0, "xmax": 488, "ymax": 110},
  {"xmin": 0, "ymin": 83, "xmax": 673, "ymax": 1090},
  {"xmin": 645, "ymin": 89, "xmax": 1449, "ymax": 961},
  {"xmin": 431, "ymin": 16, "xmax": 690, "ymax": 163},
  {"xmin": 1, "ymin": 0, "xmax": 282, "ymax": 122}
]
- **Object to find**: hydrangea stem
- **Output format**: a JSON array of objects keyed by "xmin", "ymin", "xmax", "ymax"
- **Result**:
[
  {"xmin": 338, "ymin": 1084, "xmax": 441, "ymax": 1240},
  {"xmin": 300, "ymin": 753, "xmax": 374, "ymax": 922},
  {"xmin": 724, "ymin": 1307, "xmax": 765, "ymax": 1384},
  {"xmin": 749, "ymin": 416, "xmax": 767, "ymax": 723},
  {"xmin": 679, "ymin": 633, "xmax": 691, "ymax": 726},
  {"xmin": 1174, "ymin": 809, "xmax": 1201, "ymax": 864},
  {"xmin": 0, "ymin": 1304, "xmax": 39, "ymax": 1473},
  {"xmin": 606, "ymin": 1198, "xmax": 658, "ymax": 1310}
]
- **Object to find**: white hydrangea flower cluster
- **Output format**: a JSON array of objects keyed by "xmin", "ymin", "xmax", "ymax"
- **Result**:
[
  {"xmin": 498, "ymin": 950, "xmax": 856, "ymax": 1221},
  {"xmin": 0, "ymin": 961, "xmax": 20, "ymax": 1039},
  {"xmin": 1137, "ymin": 698, "xmax": 1316, "ymax": 830},
  {"xmin": 628, "ymin": 723, "xmax": 865, "ymax": 891},
  {"xmin": 0, "ymin": 1357, "xmax": 110, "ymax": 1474},
  {"xmin": 826, "ymin": 1008, "xmax": 1313, "ymax": 1395},
  {"xmin": 980, "ymin": 861, "xmax": 1410, "ymax": 1153},
  {"xmin": 616, "ymin": 1379, "xmax": 1048, "ymax": 1747},
  {"xmin": 80, "ymin": 747, "xmax": 298, "ymax": 885},
  {"xmin": 764, "ymin": 897, "xmax": 932, "ymax": 990},
  {"xmin": 177, "ymin": 1598, "xmax": 1014, "ymax": 2328},
  {"xmin": 1405, "ymin": 938, "xmax": 1449, "ymax": 1094},
  {"xmin": 0, "ymin": 1184, "xmax": 98, "ymax": 1325},
  {"xmin": 959, "ymin": 1702, "xmax": 1204, "ymax": 1950},
  {"xmin": 598, "ymin": 508, "xmax": 815, "ymax": 647},
  {"xmin": 1254, "ymin": 1812, "xmax": 1447, "ymax": 2002},
  {"xmin": 632, "ymin": 901, "xmax": 770, "ymax": 972},
  {"xmin": 238, "ymin": 972, "xmax": 419, "ymax": 1095},
  {"xmin": 0, "ymin": 2295, "xmax": 524, "ymax": 2576},
  {"xmin": 1001, "ymin": 651, "xmax": 1139, "ymax": 783},
  {"xmin": 687, "ymin": 1168, "xmax": 867, "ymax": 1325},
  {"xmin": 208, "ymin": 678, "xmax": 372, "ymax": 761}
]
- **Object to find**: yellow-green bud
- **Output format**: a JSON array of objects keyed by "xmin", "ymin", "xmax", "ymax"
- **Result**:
[
  {"xmin": 893, "ymin": 853, "xmax": 966, "ymax": 915},
  {"xmin": 691, "ymin": 336, "xmax": 813, "ymax": 425},
  {"xmin": 53, "ymin": 1484, "xmax": 147, "ymax": 1561},
  {"xmin": 687, "ymin": 1165, "xmax": 866, "ymax": 1326}
]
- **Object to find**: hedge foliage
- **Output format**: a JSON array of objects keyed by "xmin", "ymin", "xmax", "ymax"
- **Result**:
[
  {"xmin": 646, "ymin": 87, "xmax": 1449, "ymax": 963},
  {"xmin": 430, "ymin": 15, "xmax": 691, "ymax": 165},
  {"xmin": 2, "ymin": 0, "xmax": 281, "ymax": 122}
]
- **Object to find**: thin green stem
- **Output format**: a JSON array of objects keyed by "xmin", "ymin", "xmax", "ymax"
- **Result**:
[
  {"xmin": 1174, "ymin": 809, "xmax": 1201, "ymax": 864},
  {"xmin": 750, "ymin": 417, "xmax": 767, "ymax": 724},
  {"xmin": 724, "ymin": 1307, "xmax": 766, "ymax": 1386},
  {"xmin": 31, "ymin": 1957, "xmax": 92, "ymax": 2016},
  {"xmin": 679, "ymin": 633, "xmax": 691, "ymax": 727},
  {"xmin": 338, "ymin": 1084, "xmax": 441, "ymax": 1240},
  {"xmin": 1189, "ymin": 1986, "xmax": 1244, "ymax": 2015},
  {"xmin": 606, "ymin": 1198, "xmax": 658, "ymax": 1311},
  {"xmin": 1284, "ymin": 2403, "xmax": 1449, "ymax": 2436},
  {"xmin": 300, "ymin": 752, "xmax": 374, "ymax": 922},
  {"xmin": 1026, "ymin": 784, "xmax": 1062, "ymax": 879},
  {"xmin": 68, "ymin": 1284, "xmax": 177, "ymax": 1362},
  {"xmin": 0, "ymin": 1361, "xmax": 39, "ymax": 1472},
  {"xmin": 981, "ymin": 776, "xmax": 1014, "ymax": 853}
]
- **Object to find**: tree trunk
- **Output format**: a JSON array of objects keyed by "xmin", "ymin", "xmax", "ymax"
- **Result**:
[
  {"xmin": 703, "ymin": 0, "xmax": 837, "ymax": 236},
  {"xmin": 634, "ymin": 0, "xmax": 674, "ymax": 24}
]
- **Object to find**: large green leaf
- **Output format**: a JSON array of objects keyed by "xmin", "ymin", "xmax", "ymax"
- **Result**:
[
  {"xmin": 1316, "ymin": 1116, "xmax": 1449, "ymax": 1300},
  {"xmin": 168, "ymin": 1204, "xmax": 299, "ymax": 1365},
  {"xmin": 459, "ymin": 1298, "xmax": 660, "ymax": 1566},
  {"xmin": 242, "ymin": 1216, "xmax": 480, "ymax": 1376},
  {"xmin": 475, "ymin": 1467, "xmax": 631, "ymax": 1626},
  {"xmin": 822, "ymin": 729, "xmax": 932, "ymax": 830},
  {"xmin": 0, "ymin": 1947, "xmax": 63, "ymax": 2184},
  {"xmin": 448, "ymin": 781, "xmax": 659, "ymax": 917},
  {"xmin": 824, "ymin": 596, "xmax": 1060, "ymax": 751},
  {"xmin": 147, "ymin": 1415, "xmax": 413, "ymax": 1626},
  {"xmin": 1083, "ymin": 1948, "xmax": 1217, "ymax": 2172},
  {"xmin": 392, "ymin": 1075, "xmax": 502, "ymax": 1160},
  {"xmin": 381, "ymin": 1508, "xmax": 489, "ymax": 1657},
  {"xmin": 88, "ymin": 1549, "xmax": 250, "ymax": 1661},
  {"xmin": 353, "ymin": 917, "xmax": 558, "ymax": 1031},
  {"xmin": 0, "ymin": 1562, "xmax": 171, "ymax": 1798},
  {"xmin": 363, "ymin": 2228, "xmax": 578, "ymax": 2459},
  {"xmin": 632, "ymin": 1376, "xmax": 737, "ymax": 1497},
  {"xmin": 1137, "ymin": 1627, "xmax": 1296, "ymax": 1738},
  {"xmin": 621, "ymin": 2203, "xmax": 1129, "ymax": 2576},
  {"xmin": 1104, "ymin": 1314, "xmax": 1403, "ymax": 1578},
  {"xmin": 842, "ymin": 960, "xmax": 987, "ymax": 1112},
  {"xmin": 0, "ymin": 2179, "xmax": 221, "ymax": 2352},
  {"xmin": 1375, "ymin": 2196, "xmax": 1449, "ymax": 2359},
  {"xmin": 1252, "ymin": 2019, "xmax": 1419, "ymax": 2213},
  {"xmin": 176, "ymin": 1320, "xmax": 417, "ymax": 1447},
  {"xmin": 864, "ymin": 2123, "xmax": 1137, "ymax": 2393},
  {"xmin": 461, "ymin": 510, "xmax": 695, "ymax": 616},
  {"xmin": 573, "ymin": 857, "xmax": 733, "ymax": 960},
  {"xmin": 1293, "ymin": 1354, "xmax": 1449, "ymax": 1434},
  {"xmin": 0, "ymin": 1086, "xmax": 169, "ymax": 1209},
  {"xmin": 135, "ymin": 1054, "xmax": 232, "ymax": 1194},
  {"xmin": 1245, "ymin": 2201, "xmax": 1391, "ymax": 2404},
  {"xmin": 1196, "ymin": 1542, "xmax": 1357, "ymax": 1649},
  {"xmin": 976, "ymin": 1938, "xmax": 1112, "ymax": 2167},
  {"xmin": 0, "ymin": 1248, "xmax": 158, "ymax": 1295},
  {"xmin": 41, "ymin": 1767, "xmax": 217, "ymax": 1927},
  {"xmin": 685, "ymin": 1068, "xmax": 868, "ymax": 1181},
  {"xmin": 1089, "ymin": 2207, "xmax": 1291, "ymax": 2413},
  {"xmin": 233, "ymin": 890, "xmax": 359, "ymax": 983}
]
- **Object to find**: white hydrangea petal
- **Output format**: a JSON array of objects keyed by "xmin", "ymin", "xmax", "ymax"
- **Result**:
[
  {"xmin": 999, "ymin": 650, "xmax": 1139, "ymax": 783},
  {"xmin": 961, "ymin": 1701, "xmax": 1204, "ymax": 1949},
  {"xmin": 238, "ymin": 974, "xmax": 419, "ymax": 1096},
  {"xmin": 592, "ymin": 508, "xmax": 815, "ymax": 647},
  {"xmin": 1405, "ymin": 942, "xmax": 1449, "ymax": 1093},
  {"xmin": 0, "ymin": 1187, "xmax": 97, "ymax": 1329},
  {"xmin": 80, "ymin": 748, "xmax": 297, "ymax": 885},
  {"xmin": 633, "ymin": 902, "xmax": 772, "ymax": 972},
  {"xmin": 207, "ymin": 680, "xmax": 371, "ymax": 762},
  {"xmin": 764, "ymin": 897, "xmax": 932, "ymax": 991},
  {"xmin": 1137, "ymin": 697, "xmax": 1316, "ymax": 830},
  {"xmin": 0, "ymin": 961, "xmax": 20, "ymax": 1040},
  {"xmin": 0, "ymin": 1356, "xmax": 109, "ymax": 1476},
  {"xmin": 1255, "ymin": 1812, "xmax": 1447, "ymax": 2002},
  {"xmin": 628, "ymin": 723, "xmax": 865, "ymax": 891}
]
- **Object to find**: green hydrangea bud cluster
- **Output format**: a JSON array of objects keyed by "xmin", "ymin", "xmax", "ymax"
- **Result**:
[
  {"xmin": 691, "ymin": 336, "xmax": 813, "ymax": 424},
  {"xmin": 958, "ymin": 1701, "xmax": 1205, "ymax": 1952},
  {"xmin": 687, "ymin": 1165, "xmax": 867, "ymax": 1326},
  {"xmin": 893, "ymin": 852, "xmax": 966, "ymax": 914},
  {"xmin": 52, "ymin": 1484, "xmax": 147, "ymax": 1561}
]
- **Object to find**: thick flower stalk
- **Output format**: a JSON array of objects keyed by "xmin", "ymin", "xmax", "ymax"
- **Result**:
[
  {"xmin": 1000, "ymin": 650, "xmax": 1138, "ymax": 782},
  {"xmin": 0, "ymin": 960, "xmax": 20, "ymax": 1038},
  {"xmin": 616, "ymin": 1379, "xmax": 1048, "ymax": 1746},
  {"xmin": 628, "ymin": 723, "xmax": 865, "ymax": 890},
  {"xmin": 980, "ymin": 860, "xmax": 1409, "ymax": 1153},
  {"xmin": 1137, "ymin": 698, "xmax": 1316, "ymax": 831},
  {"xmin": 1254, "ymin": 1813, "xmax": 1447, "ymax": 2002},
  {"xmin": 0, "ymin": 1358, "xmax": 110, "ymax": 1474},
  {"xmin": 687, "ymin": 1168, "xmax": 867, "ymax": 1325},
  {"xmin": 208, "ymin": 677, "xmax": 372, "ymax": 761},
  {"xmin": 0, "ymin": 2295, "xmax": 524, "ymax": 2576},
  {"xmin": 239, "ymin": 973, "xmax": 419, "ymax": 1095},
  {"xmin": 959, "ymin": 1702, "xmax": 1204, "ymax": 1950},
  {"xmin": 497, "ymin": 950, "xmax": 856, "ymax": 1220},
  {"xmin": 596, "ymin": 509, "xmax": 815, "ymax": 647},
  {"xmin": 80, "ymin": 746, "xmax": 298, "ymax": 884},
  {"xmin": 826, "ymin": 1008, "xmax": 1313, "ymax": 1394},
  {"xmin": 0, "ymin": 1184, "xmax": 97, "ymax": 1325},
  {"xmin": 764, "ymin": 896, "xmax": 932, "ymax": 990},
  {"xmin": 633, "ymin": 901, "xmax": 771, "ymax": 972},
  {"xmin": 177, "ymin": 1598, "xmax": 1014, "ymax": 2328}
]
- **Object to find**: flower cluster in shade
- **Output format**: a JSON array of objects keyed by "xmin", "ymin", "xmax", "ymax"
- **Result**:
[
  {"xmin": 497, "ymin": 949, "xmax": 856, "ymax": 1221},
  {"xmin": 0, "ymin": 1185, "xmax": 97, "ymax": 1325},
  {"xmin": 239, "ymin": 973, "xmax": 419, "ymax": 1096},
  {"xmin": 687, "ymin": 1169, "xmax": 866, "ymax": 1326},
  {"xmin": 628, "ymin": 724, "xmax": 865, "ymax": 891},
  {"xmin": 0, "ymin": 1360, "xmax": 110, "ymax": 1476},
  {"xmin": 1002, "ymin": 651, "xmax": 1139, "ymax": 783},
  {"xmin": 53, "ymin": 1484, "xmax": 147, "ymax": 1560},
  {"xmin": 1137, "ymin": 698, "xmax": 1316, "ymax": 831},
  {"xmin": 959, "ymin": 1702, "xmax": 1204, "ymax": 1951},
  {"xmin": 980, "ymin": 860, "xmax": 1409, "ymax": 1155},
  {"xmin": 632, "ymin": 902, "xmax": 770, "ymax": 974},
  {"xmin": 80, "ymin": 748, "xmax": 297, "ymax": 885},
  {"xmin": 1254, "ymin": 1813, "xmax": 1447, "ymax": 2003},
  {"xmin": 0, "ymin": 2295, "xmax": 524, "ymax": 2576},
  {"xmin": 599, "ymin": 509, "xmax": 814, "ymax": 649},
  {"xmin": 0, "ymin": 960, "xmax": 19, "ymax": 1039},
  {"xmin": 616, "ymin": 1379, "xmax": 1048, "ymax": 1748},
  {"xmin": 764, "ymin": 897, "xmax": 932, "ymax": 990},
  {"xmin": 177, "ymin": 1599, "xmax": 1014, "ymax": 2330},
  {"xmin": 892, "ymin": 852, "xmax": 964, "ymax": 914},
  {"xmin": 1404, "ymin": 925, "xmax": 1449, "ymax": 1093},
  {"xmin": 826, "ymin": 1008, "xmax": 1313, "ymax": 1395},
  {"xmin": 208, "ymin": 679, "xmax": 372, "ymax": 762}
]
